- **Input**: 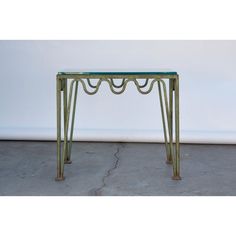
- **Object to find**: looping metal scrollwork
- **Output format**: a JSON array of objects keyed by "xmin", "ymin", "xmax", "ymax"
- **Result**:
[{"xmin": 70, "ymin": 78, "xmax": 166, "ymax": 95}]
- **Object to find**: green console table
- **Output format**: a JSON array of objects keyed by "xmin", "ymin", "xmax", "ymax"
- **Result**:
[{"xmin": 56, "ymin": 70, "xmax": 181, "ymax": 181}]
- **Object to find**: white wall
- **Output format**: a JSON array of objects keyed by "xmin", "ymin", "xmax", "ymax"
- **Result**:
[{"xmin": 0, "ymin": 40, "xmax": 236, "ymax": 143}]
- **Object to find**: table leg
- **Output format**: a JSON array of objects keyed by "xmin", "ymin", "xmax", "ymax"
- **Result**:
[
  {"xmin": 62, "ymin": 80, "xmax": 76, "ymax": 167},
  {"xmin": 172, "ymin": 76, "xmax": 181, "ymax": 180},
  {"xmin": 168, "ymin": 80, "xmax": 174, "ymax": 164},
  {"xmin": 67, "ymin": 81, "xmax": 79, "ymax": 163},
  {"xmin": 63, "ymin": 79, "xmax": 69, "ymax": 164},
  {"xmin": 55, "ymin": 78, "xmax": 65, "ymax": 181},
  {"xmin": 158, "ymin": 81, "xmax": 171, "ymax": 164}
]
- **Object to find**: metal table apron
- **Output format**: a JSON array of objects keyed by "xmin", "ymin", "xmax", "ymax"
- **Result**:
[{"xmin": 56, "ymin": 71, "xmax": 181, "ymax": 181}]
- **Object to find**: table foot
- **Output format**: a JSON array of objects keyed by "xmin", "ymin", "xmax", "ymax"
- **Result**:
[
  {"xmin": 166, "ymin": 160, "xmax": 173, "ymax": 165},
  {"xmin": 55, "ymin": 176, "xmax": 65, "ymax": 181},
  {"xmin": 64, "ymin": 160, "xmax": 72, "ymax": 164},
  {"xmin": 172, "ymin": 175, "xmax": 182, "ymax": 180}
]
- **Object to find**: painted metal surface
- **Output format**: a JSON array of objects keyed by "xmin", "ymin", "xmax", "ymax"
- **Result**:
[{"xmin": 56, "ymin": 73, "xmax": 181, "ymax": 181}]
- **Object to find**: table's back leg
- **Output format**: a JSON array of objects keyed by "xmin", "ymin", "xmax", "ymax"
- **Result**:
[
  {"xmin": 62, "ymin": 80, "xmax": 76, "ymax": 167},
  {"xmin": 63, "ymin": 79, "xmax": 70, "ymax": 164},
  {"xmin": 157, "ymin": 81, "xmax": 172, "ymax": 164},
  {"xmin": 67, "ymin": 81, "xmax": 79, "ymax": 163}
]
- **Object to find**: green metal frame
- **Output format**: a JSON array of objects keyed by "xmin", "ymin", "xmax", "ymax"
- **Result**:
[{"xmin": 56, "ymin": 73, "xmax": 181, "ymax": 181}]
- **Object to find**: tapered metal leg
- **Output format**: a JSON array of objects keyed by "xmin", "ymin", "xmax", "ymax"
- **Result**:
[
  {"xmin": 62, "ymin": 80, "xmax": 76, "ymax": 167},
  {"xmin": 55, "ymin": 78, "xmax": 65, "ymax": 181},
  {"xmin": 63, "ymin": 79, "xmax": 70, "ymax": 164},
  {"xmin": 158, "ymin": 81, "xmax": 172, "ymax": 164},
  {"xmin": 66, "ymin": 81, "xmax": 78, "ymax": 164},
  {"xmin": 172, "ymin": 76, "xmax": 181, "ymax": 180},
  {"xmin": 160, "ymin": 81, "xmax": 174, "ymax": 166},
  {"xmin": 168, "ymin": 80, "xmax": 174, "ymax": 164}
]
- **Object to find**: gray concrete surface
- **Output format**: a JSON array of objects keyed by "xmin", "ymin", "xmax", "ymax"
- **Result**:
[{"xmin": 0, "ymin": 141, "xmax": 235, "ymax": 196}]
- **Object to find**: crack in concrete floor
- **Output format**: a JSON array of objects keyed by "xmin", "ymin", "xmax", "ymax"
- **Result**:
[{"xmin": 90, "ymin": 145, "xmax": 121, "ymax": 196}]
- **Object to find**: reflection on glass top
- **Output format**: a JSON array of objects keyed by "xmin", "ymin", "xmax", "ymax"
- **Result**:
[{"xmin": 58, "ymin": 69, "xmax": 177, "ymax": 75}]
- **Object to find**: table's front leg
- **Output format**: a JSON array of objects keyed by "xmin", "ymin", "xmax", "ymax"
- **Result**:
[
  {"xmin": 168, "ymin": 79, "xmax": 174, "ymax": 164},
  {"xmin": 172, "ymin": 76, "xmax": 181, "ymax": 180},
  {"xmin": 56, "ymin": 78, "xmax": 65, "ymax": 181}
]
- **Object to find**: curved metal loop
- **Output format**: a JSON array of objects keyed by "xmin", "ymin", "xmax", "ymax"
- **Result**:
[
  {"xmin": 134, "ymin": 78, "xmax": 157, "ymax": 94},
  {"xmin": 139, "ymin": 78, "xmax": 149, "ymax": 88},
  {"xmin": 110, "ymin": 78, "xmax": 126, "ymax": 88},
  {"xmin": 86, "ymin": 78, "xmax": 97, "ymax": 88},
  {"xmin": 73, "ymin": 78, "xmax": 165, "ymax": 95}
]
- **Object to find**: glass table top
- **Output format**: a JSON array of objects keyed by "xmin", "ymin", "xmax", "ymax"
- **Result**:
[{"xmin": 58, "ymin": 69, "xmax": 177, "ymax": 76}]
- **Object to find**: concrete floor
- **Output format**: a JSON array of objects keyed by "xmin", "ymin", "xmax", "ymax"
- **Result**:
[{"xmin": 0, "ymin": 141, "xmax": 235, "ymax": 196}]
